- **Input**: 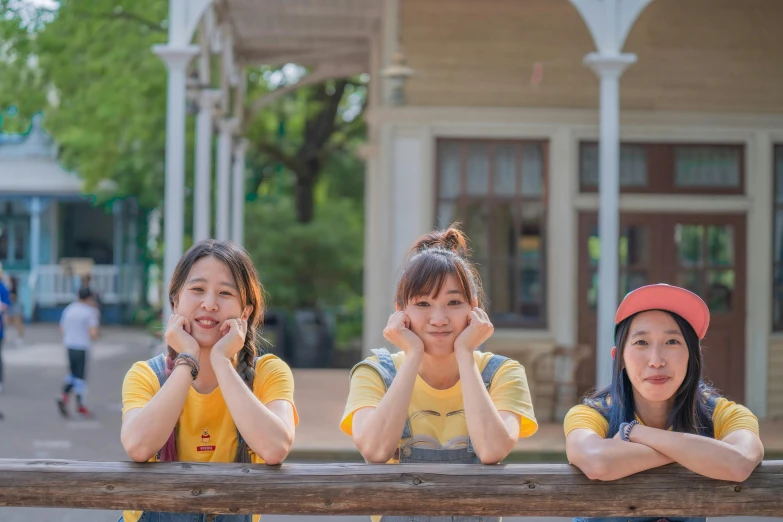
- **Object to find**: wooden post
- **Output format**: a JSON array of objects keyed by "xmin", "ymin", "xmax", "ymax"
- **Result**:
[{"xmin": 0, "ymin": 460, "xmax": 781, "ymax": 517}]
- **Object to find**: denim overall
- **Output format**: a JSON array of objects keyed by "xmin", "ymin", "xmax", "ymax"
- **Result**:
[
  {"xmin": 353, "ymin": 348, "xmax": 507, "ymax": 522},
  {"xmin": 118, "ymin": 354, "xmax": 256, "ymax": 522},
  {"xmin": 573, "ymin": 396, "xmax": 718, "ymax": 522}
]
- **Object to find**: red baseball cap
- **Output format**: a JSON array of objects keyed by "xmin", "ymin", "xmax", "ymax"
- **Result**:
[{"xmin": 615, "ymin": 283, "xmax": 710, "ymax": 340}]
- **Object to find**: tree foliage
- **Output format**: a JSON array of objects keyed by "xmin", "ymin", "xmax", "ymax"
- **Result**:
[{"xmin": 0, "ymin": 0, "xmax": 367, "ymax": 316}]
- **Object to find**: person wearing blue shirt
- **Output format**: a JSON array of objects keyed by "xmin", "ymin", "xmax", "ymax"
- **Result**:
[{"xmin": 0, "ymin": 264, "xmax": 12, "ymax": 394}]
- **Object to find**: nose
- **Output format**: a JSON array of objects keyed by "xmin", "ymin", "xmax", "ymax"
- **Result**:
[
  {"xmin": 648, "ymin": 345, "xmax": 666, "ymax": 369},
  {"xmin": 201, "ymin": 291, "xmax": 219, "ymax": 312},
  {"xmin": 429, "ymin": 306, "xmax": 449, "ymax": 327}
]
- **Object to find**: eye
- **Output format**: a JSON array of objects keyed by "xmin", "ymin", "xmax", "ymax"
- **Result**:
[
  {"xmin": 220, "ymin": 291, "xmax": 234, "ymax": 297},
  {"xmin": 666, "ymin": 338, "xmax": 681, "ymax": 345},
  {"xmin": 633, "ymin": 339, "xmax": 648, "ymax": 346},
  {"xmin": 415, "ymin": 301, "xmax": 430, "ymax": 307},
  {"xmin": 448, "ymin": 300, "xmax": 463, "ymax": 306},
  {"xmin": 191, "ymin": 286, "xmax": 204, "ymax": 292}
]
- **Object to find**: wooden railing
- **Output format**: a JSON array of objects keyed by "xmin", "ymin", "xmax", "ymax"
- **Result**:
[{"xmin": 0, "ymin": 460, "xmax": 781, "ymax": 517}]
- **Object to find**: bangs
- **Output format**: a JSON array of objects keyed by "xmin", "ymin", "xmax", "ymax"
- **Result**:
[{"xmin": 396, "ymin": 250, "xmax": 473, "ymax": 306}]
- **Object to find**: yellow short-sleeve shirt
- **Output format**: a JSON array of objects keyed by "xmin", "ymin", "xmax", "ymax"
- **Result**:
[
  {"xmin": 341, "ymin": 350, "xmax": 538, "ymax": 458},
  {"xmin": 121, "ymin": 354, "xmax": 298, "ymax": 522},
  {"xmin": 563, "ymin": 397, "xmax": 759, "ymax": 439}
]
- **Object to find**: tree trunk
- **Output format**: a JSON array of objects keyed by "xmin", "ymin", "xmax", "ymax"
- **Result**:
[{"xmin": 295, "ymin": 168, "xmax": 317, "ymax": 223}]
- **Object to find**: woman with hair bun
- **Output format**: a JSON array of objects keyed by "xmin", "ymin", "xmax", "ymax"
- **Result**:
[{"xmin": 341, "ymin": 225, "xmax": 538, "ymax": 521}]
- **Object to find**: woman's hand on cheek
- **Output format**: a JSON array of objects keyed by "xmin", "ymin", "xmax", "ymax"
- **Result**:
[
  {"xmin": 383, "ymin": 311, "xmax": 424, "ymax": 356},
  {"xmin": 164, "ymin": 313, "xmax": 201, "ymax": 359},
  {"xmin": 454, "ymin": 307, "xmax": 494, "ymax": 357},
  {"xmin": 211, "ymin": 318, "xmax": 248, "ymax": 361}
]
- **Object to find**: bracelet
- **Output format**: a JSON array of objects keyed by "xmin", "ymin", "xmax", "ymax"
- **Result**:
[
  {"xmin": 174, "ymin": 353, "xmax": 199, "ymax": 380},
  {"xmin": 619, "ymin": 420, "xmax": 639, "ymax": 442}
]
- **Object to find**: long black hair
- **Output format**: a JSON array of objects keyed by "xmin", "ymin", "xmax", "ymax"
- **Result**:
[{"xmin": 585, "ymin": 310, "xmax": 719, "ymax": 438}]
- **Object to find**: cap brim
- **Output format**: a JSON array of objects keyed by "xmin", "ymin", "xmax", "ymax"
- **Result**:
[{"xmin": 615, "ymin": 284, "xmax": 710, "ymax": 339}]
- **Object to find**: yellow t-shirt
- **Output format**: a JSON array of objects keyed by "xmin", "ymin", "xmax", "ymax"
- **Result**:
[
  {"xmin": 563, "ymin": 397, "xmax": 759, "ymax": 439},
  {"xmin": 121, "ymin": 354, "xmax": 298, "ymax": 522},
  {"xmin": 341, "ymin": 350, "xmax": 538, "ymax": 460}
]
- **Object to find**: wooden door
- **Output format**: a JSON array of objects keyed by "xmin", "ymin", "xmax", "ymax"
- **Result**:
[{"xmin": 577, "ymin": 213, "xmax": 746, "ymax": 401}]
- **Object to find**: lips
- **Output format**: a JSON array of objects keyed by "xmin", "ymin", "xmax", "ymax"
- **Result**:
[
  {"xmin": 645, "ymin": 376, "xmax": 671, "ymax": 385},
  {"xmin": 194, "ymin": 317, "xmax": 219, "ymax": 329},
  {"xmin": 428, "ymin": 332, "xmax": 452, "ymax": 337}
]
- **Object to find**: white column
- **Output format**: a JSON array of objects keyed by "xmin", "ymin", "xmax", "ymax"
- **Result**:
[
  {"xmin": 231, "ymin": 139, "xmax": 247, "ymax": 245},
  {"xmin": 194, "ymin": 90, "xmax": 220, "ymax": 242},
  {"xmin": 153, "ymin": 44, "xmax": 198, "ymax": 318},
  {"xmin": 585, "ymin": 53, "xmax": 636, "ymax": 388},
  {"xmin": 215, "ymin": 118, "xmax": 237, "ymax": 241},
  {"xmin": 112, "ymin": 199, "xmax": 124, "ymax": 266},
  {"xmin": 29, "ymin": 197, "xmax": 42, "ymax": 277}
]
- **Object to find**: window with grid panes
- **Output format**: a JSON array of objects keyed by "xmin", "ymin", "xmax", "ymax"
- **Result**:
[
  {"xmin": 435, "ymin": 139, "xmax": 547, "ymax": 327},
  {"xmin": 774, "ymin": 146, "xmax": 783, "ymax": 330}
]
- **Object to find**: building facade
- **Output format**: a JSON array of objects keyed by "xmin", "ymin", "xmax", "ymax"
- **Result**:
[
  {"xmin": 362, "ymin": 0, "xmax": 783, "ymax": 420},
  {"xmin": 0, "ymin": 115, "xmax": 144, "ymax": 323}
]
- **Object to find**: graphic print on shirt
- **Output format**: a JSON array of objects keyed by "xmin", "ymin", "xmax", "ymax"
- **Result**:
[{"xmin": 197, "ymin": 428, "xmax": 215, "ymax": 452}]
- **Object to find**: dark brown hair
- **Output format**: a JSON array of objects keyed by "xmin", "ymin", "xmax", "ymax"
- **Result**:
[
  {"xmin": 394, "ymin": 224, "xmax": 484, "ymax": 309},
  {"xmin": 159, "ymin": 239, "xmax": 265, "ymax": 463}
]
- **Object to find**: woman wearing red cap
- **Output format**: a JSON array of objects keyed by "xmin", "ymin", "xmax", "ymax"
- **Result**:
[{"xmin": 564, "ymin": 284, "xmax": 764, "ymax": 521}]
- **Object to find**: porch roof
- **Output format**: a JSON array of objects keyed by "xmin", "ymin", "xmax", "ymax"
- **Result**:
[
  {"xmin": 218, "ymin": 0, "xmax": 382, "ymax": 68},
  {"xmin": 0, "ymin": 158, "xmax": 83, "ymax": 195}
]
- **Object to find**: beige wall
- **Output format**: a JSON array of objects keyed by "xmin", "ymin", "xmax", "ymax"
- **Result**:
[
  {"xmin": 401, "ymin": 0, "xmax": 783, "ymax": 113},
  {"xmin": 769, "ymin": 339, "xmax": 783, "ymax": 419}
]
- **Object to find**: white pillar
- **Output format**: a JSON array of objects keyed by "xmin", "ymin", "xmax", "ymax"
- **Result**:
[
  {"xmin": 29, "ymin": 197, "xmax": 42, "ymax": 277},
  {"xmin": 153, "ymin": 44, "xmax": 198, "ymax": 318},
  {"xmin": 231, "ymin": 139, "xmax": 247, "ymax": 245},
  {"xmin": 193, "ymin": 90, "xmax": 220, "ymax": 242},
  {"xmin": 585, "ymin": 53, "xmax": 636, "ymax": 388},
  {"xmin": 215, "ymin": 118, "xmax": 237, "ymax": 241}
]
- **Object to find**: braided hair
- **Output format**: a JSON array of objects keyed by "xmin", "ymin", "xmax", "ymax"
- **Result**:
[{"xmin": 158, "ymin": 239, "xmax": 265, "ymax": 463}]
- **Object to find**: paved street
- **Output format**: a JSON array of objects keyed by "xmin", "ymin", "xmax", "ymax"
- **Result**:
[{"xmin": 0, "ymin": 326, "xmax": 777, "ymax": 522}]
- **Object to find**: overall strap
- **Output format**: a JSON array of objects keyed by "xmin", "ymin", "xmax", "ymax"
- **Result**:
[
  {"xmin": 479, "ymin": 354, "xmax": 510, "ymax": 391},
  {"xmin": 349, "ymin": 348, "xmax": 412, "ymax": 440},
  {"xmin": 467, "ymin": 354, "xmax": 510, "ymax": 454},
  {"xmin": 146, "ymin": 353, "xmax": 168, "ymax": 388},
  {"xmin": 146, "ymin": 352, "xmax": 174, "ymax": 462}
]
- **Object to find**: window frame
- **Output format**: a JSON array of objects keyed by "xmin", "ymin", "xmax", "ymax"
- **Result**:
[
  {"xmin": 434, "ymin": 137, "xmax": 549, "ymax": 329},
  {"xmin": 773, "ymin": 144, "xmax": 783, "ymax": 331},
  {"xmin": 579, "ymin": 142, "xmax": 745, "ymax": 195}
]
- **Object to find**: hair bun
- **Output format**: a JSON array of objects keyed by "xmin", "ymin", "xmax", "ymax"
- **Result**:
[{"xmin": 411, "ymin": 224, "xmax": 470, "ymax": 257}]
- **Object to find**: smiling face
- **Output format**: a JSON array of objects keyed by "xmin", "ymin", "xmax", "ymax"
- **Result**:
[
  {"xmin": 173, "ymin": 256, "xmax": 252, "ymax": 349},
  {"xmin": 403, "ymin": 274, "xmax": 473, "ymax": 356},
  {"xmin": 621, "ymin": 310, "xmax": 690, "ymax": 404}
]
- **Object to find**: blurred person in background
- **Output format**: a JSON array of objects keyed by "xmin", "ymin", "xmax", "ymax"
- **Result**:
[
  {"xmin": 6, "ymin": 276, "xmax": 24, "ymax": 346},
  {"xmin": 0, "ymin": 263, "xmax": 11, "ymax": 394},
  {"xmin": 57, "ymin": 286, "xmax": 100, "ymax": 418}
]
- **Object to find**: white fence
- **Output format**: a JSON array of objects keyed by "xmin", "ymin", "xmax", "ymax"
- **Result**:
[{"xmin": 32, "ymin": 264, "xmax": 142, "ymax": 305}]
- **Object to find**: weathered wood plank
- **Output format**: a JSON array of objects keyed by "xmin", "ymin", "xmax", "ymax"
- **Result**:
[{"xmin": 0, "ymin": 460, "xmax": 780, "ymax": 517}]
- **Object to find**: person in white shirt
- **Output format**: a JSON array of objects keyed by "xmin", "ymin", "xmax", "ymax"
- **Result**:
[{"xmin": 57, "ymin": 287, "xmax": 100, "ymax": 418}]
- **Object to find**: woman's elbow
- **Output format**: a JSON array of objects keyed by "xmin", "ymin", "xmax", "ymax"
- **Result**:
[
  {"xmin": 567, "ymin": 451, "xmax": 610, "ymax": 481},
  {"xmin": 358, "ymin": 443, "xmax": 393, "ymax": 463},
  {"xmin": 122, "ymin": 437, "xmax": 154, "ymax": 463}
]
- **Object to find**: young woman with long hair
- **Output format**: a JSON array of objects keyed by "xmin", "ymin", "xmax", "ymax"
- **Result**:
[
  {"xmin": 565, "ymin": 284, "xmax": 764, "ymax": 522},
  {"xmin": 119, "ymin": 240, "xmax": 298, "ymax": 522}
]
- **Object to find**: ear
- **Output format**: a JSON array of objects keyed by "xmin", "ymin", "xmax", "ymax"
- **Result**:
[
  {"xmin": 611, "ymin": 346, "xmax": 617, "ymax": 360},
  {"xmin": 241, "ymin": 305, "xmax": 254, "ymax": 321},
  {"xmin": 471, "ymin": 298, "xmax": 479, "ymax": 308}
]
